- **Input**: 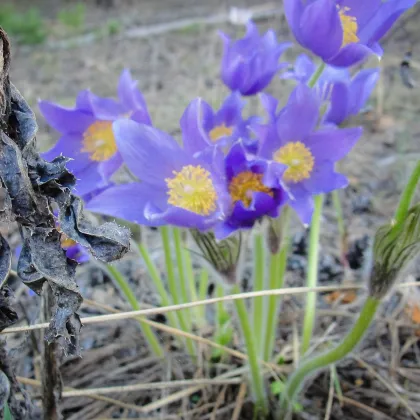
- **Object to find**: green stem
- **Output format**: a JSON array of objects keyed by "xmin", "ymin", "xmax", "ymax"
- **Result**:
[
  {"xmin": 212, "ymin": 284, "xmax": 228, "ymax": 360},
  {"xmin": 308, "ymin": 62, "xmax": 326, "ymax": 88},
  {"xmin": 298, "ymin": 61, "xmax": 327, "ymax": 356},
  {"xmin": 232, "ymin": 284, "xmax": 267, "ymax": 413},
  {"xmin": 252, "ymin": 233, "xmax": 265, "ymax": 357},
  {"xmin": 198, "ymin": 268, "xmax": 209, "ymax": 321},
  {"xmin": 332, "ymin": 190, "xmax": 345, "ymax": 245},
  {"xmin": 264, "ymin": 208, "xmax": 291, "ymax": 361},
  {"xmin": 172, "ymin": 227, "xmax": 192, "ymax": 328},
  {"xmin": 332, "ymin": 190, "xmax": 347, "ymax": 265},
  {"xmin": 301, "ymin": 194, "xmax": 324, "ymax": 355},
  {"xmin": 161, "ymin": 226, "xmax": 181, "ymax": 305},
  {"xmin": 137, "ymin": 242, "xmax": 179, "ymax": 329},
  {"xmin": 106, "ymin": 264, "xmax": 164, "ymax": 357},
  {"xmin": 137, "ymin": 242, "xmax": 192, "ymax": 353},
  {"xmin": 184, "ymin": 245, "xmax": 203, "ymax": 327},
  {"xmin": 332, "ymin": 365, "xmax": 343, "ymax": 402},
  {"xmin": 280, "ymin": 297, "xmax": 380, "ymax": 416},
  {"xmin": 215, "ymin": 284, "xmax": 224, "ymax": 332},
  {"xmin": 394, "ymin": 160, "xmax": 420, "ymax": 227},
  {"xmin": 160, "ymin": 227, "xmax": 196, "ymax": 357}
]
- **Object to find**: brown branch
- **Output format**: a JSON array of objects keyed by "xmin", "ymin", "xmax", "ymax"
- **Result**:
[{"xmin": 41, "ymin": 284, "xmax": 63, "ymax": 420}]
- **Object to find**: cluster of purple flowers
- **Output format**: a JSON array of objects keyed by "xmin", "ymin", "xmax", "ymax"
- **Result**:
[{"xmin": 39, "ymin": 1, "xmax": 415, "ymax": 243}]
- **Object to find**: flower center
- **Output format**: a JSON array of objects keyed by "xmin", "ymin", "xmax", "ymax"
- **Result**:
[
  {"xmin": 82, "ymin": 121, "xmax": 118, "ymax": 161},
  {"xmin": 338, "ymin": 6, "xmax": 359, "ymax": 47},
  {"xmin": 274, "ymin": 141, "xmax": 314, "ymax": 183},
  {"xmin": 166, "ymin": 165, "xmax": 217, "ymax": 215},
  {"xmin": 209, "ymin": 124, "xmax": 234, "ymax": 142},
  {"xmin": 229, "ymin": 171, "xmax": 273, "ymax": 208}
]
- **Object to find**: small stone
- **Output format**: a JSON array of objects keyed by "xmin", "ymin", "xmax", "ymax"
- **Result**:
[
  {"xmin": 287, "ymin": 254, "xmax": 306, "ymax": 274},
  {"xmin": 352, "ymin": 194, "xmax": 373, "ymax": 214},
  {"xmin": 347, "ymin": 235, "xmax": 370, "ymax": 270},
  {"xmin": 291, "ymin": 230, "xmax": 308, "ymax": 256},
  {"xmin": 318, "ymin": 254, "xmax": 343, "ymax": 282}
]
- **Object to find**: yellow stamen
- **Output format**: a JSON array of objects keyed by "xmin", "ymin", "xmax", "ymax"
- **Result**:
[
  {"xmin": 209, "ymin": 124, "xmax": 234, "ymax": 142},
  {"xmin": 166, "ymin": 165, "xmax": 217, "ymax": 215},
  {"xmin": 274, "ymin": 141, "xmax": 314, "ymax": 183},
  {"xmin": 229, "ymin": 171, "xmax": 273, "ymax": 208},
  {"xmin": 61, "ymin": 236, "xmax": 76, "ymax": 249},
  {"xmin": 82, "ymin": 121, "xmax": 117, "ymax": 161},
  {"xmin": 338, "ymin": 6, "xmax": 359, "ymax": 47}
]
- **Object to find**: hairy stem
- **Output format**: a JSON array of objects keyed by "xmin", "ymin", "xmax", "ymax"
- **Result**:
[
  {"xmin": 172, "ymin": 228, "xmax": 192, "ymax": 328},
  {"xmin": 161, "ymin": 227, "xmax": 196, "ymax": 357},
  {"xmin": 137, "ymin": 241, "xmax": 195, "ymax": 356},
  {"xmin": 332, "ymin": 190, "xmax": 347, "ymax": 265},
  {"xmin": 280, "ymin": 297, "xmax": 380, "ymax": 417},
  {"xmin": 252, "ymin": 233, "xmax": 265, "ymax": 357},
  {"xmin": 308, "ymin": 62, "xmax": 326, "ymax": 88},
  {"xmin": 184, "ymin": 245, "xmax": 204, "ymax": 327},
  {"xmin": 232, "ymin": 284, "xmax": 267, "ymax": 413},
  {"xmin": 106, "ymin": 264, "xmax": 164, "ymax": 357},
  {"xmin": 264, "ymin": 207, "xmax": 291, "ymax": 361},
  {"xmin": 301, "ymin": 194, "xmax": 324, "ymax": 355},
  {"xmin": 394, "ymin": 160, "xmax": 420, "ymax": 227}
]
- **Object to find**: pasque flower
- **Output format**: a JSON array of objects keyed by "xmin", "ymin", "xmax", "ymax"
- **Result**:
[
  {"xmin": 285, "ymin": 0, "xmax": 416, "ymax": 67},
  {"xmin": 220, "ymin": 20, "xmax": 291, "ymax": 95},
  {"xmin": 214, "ymin": 141, "xmax": 287, "ymax": 240},
  {"xmin": 40, "ymin": 69, "xmax": 151, "ymax": 197},
  {"xmin": 283, "ymin": 54, "xmax": 380, "ymax": 125},
  {"xmin": 86, "ymin": 120, "xmax": 231, "ymax": 230},
  {"xmin": 258, "ymin": 84, "xmax": 362, "ymax": 223},
  {"xmin": 181, "ymin": 92, "xmax": 257, "ymax": 155},
  {"xmin": 60, "ymin": 238, "xmax": 90, "ymax": 264}
]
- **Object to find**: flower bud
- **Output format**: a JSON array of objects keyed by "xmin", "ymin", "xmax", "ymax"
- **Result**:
[
  {"xmin": 369, "ymin": 204, "xmax": 420, "ymax": 299},
  {"xmin": 190, "ymin": 229, "xmax": 241, "ymax": 284}
]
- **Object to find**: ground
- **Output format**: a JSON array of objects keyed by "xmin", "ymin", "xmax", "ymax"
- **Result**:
[{"xmin": 3, "ymin": 1, "xmax": 420, "ymax": 419}]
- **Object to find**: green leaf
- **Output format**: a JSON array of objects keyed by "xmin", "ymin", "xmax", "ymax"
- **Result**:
[
  {"xmin": 270, "ymin": 380, "xmax": 285, "ymax": 396},
  {"xmin": 271, "ymin": 381, "xmax": 303, "ymax": 412}
]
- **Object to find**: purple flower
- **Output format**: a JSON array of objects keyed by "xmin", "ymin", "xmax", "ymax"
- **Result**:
[
  {"xmin": 39, "ymin": 69, "xmax": 151, "ymax": 197},
  {"xmin": 258, "ymin": 84, "xmax": 362, "ymax": 223},
  {"xmin": 220, "ymin": 20, "xmax": 291, "ymax": 95},
  {"xmin": 325, "ymin": 67, "xmax": 379, "ymax": 125},
  {"xmin": 214, "ymin": 141, "xmax": 287, "ymax": 240},
  {"xmin": 282, "ymin": 54, "xmax": 380, "ymax": 125},
  {"xmin": 282, "ymin": 53, "xmax": 350, "ymax": 85},
  {"xmin": 86, "ymin": 120, "xmax": 231, "ymax": 231},
  {"xmin": 61, "ymin": 239, "xmax": 90, "ymax": 264},
  {"xmin": 181, "ymin": 93, "xmax": 258, "ymax": 156},
  {"xmin": 285, "ymin": 0, "xmax": 416, "ymax": 67}
]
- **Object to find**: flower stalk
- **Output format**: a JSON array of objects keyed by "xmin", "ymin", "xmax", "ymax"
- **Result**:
[
  {"xmin": 106, "ymin": 264, "xmax": 164, "ymax": 357},
  {"xmin": 172, "ymin": 227, "xmax": 192, "ymax": 328},
  {"xmin": 280, "ymin": 297, "xmax": 380, "ymax": 417},
  {"xmin": 300, "ymin": 62, "xmax": 327, "ymax": 355},
  {"xmin": 198, "ymin": 268, "xmax": 209, "ymax": 321},
  {"xmin": 161, "ymin": 226, "xmax": 196, "ymax": 357},
  {"xmin": 393, "ymin": 160, "xmax": 420, "ymax": 228},
  {"xmin": 301, "ymin": 194, "xmax": 324, "ymax": 355},
  {"xmin": 332, "ymin": 190, "xmax": 347, "ymax": 264},
  {"xmin": 136, "ymin": 241, "xmax": 195, "ymax": 356},
  {"xmin": 184, "ymin": 244, "xmax": 204, "ymax": 327},
  {"xmin": 252, "ymin": 232, "xmax": 266, "ymax": 357},
  {"xmin": 232, "ymin": 284, "xmax": 267, "ymax": 414},
  {"xmin": 263, "ymin": 207, "xmax": 291, "ymax": 361}
]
